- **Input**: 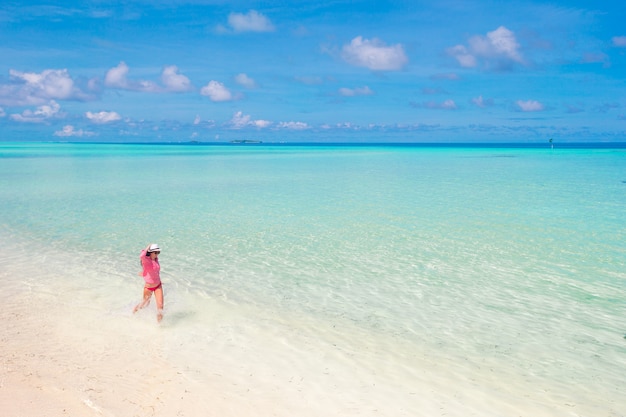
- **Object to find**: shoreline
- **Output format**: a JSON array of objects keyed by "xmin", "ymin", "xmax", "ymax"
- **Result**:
[
  {"xmin": 2, "ymin": 229, "xmax": 625, "ymax": 417},
  {"xmin": 0, "ymin": 285, "xmax": 227, "ymax": 417},
  {"xmin": 3, "ymin": 277, "xmax": 612, "ymax": 417}
]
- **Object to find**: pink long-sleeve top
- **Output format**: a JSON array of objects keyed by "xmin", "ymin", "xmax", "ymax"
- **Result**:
[{"xmin": 140, "ymin": 250, "xmax": 161, "ymax": 287}]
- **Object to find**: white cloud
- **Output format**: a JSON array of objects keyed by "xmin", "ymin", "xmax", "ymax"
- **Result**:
[
  {"xmin": 253, "ymin": 119, "xmax": 271, "ymax": 128},
  {"xmin": 200, "ymin": 80, "xmax": 232, "ymax": 102},
  {"xmin": 229, "ymin": 111, "xmax": 248, "ymax": 128},
  {"xmin": 104, "ymin": 61, "xmax": 160, "ymax": 92},
  {"xmin": 516, "ymin": 100, "xmax": 544, "ymax": 112},
  {"xmin": 10, "ymin": 100, "xmax": 62, "ymax": 122},
  {"xmin": 341, "ymin": 36, "xmax": 408, "ymax": 71},
  {"xmin": 86, "ymin": 111, "xmax": 121, "ymax": 124},
  {"xmin": 277, "ymin": 121, "xmax": 310, "ymax": 130},
  {"xmin": 235, "ymin": 73, "xmax": 257, "ymax": 88},
  {"xmin": 448, "ymin": 26, "xmax": 523, "ymax": 69},
  {"xmin": 10, "ymin": 69, "xmax": 73, "ymax": 98},
  {"xmin": 227, "ymin": 10, "xmax": 274, "ymax": 32},
  {"xmin": 161, "ymin": 65, "xmax": 192, "ymax": 92},
  {"xmin": 191, "ymin": 115, "xmax": 218, "ymax": 128},
  {"xmin": 446, "ymin": 45, "xmax": 477, "ymax": 68},
  {"xmin": 228, "ymin": 111, "xmax": 271, "ymax": 128},
  {"xmin": 612, "ymin": 36, "xmax": 626, "ymax": 47},
  {"xmin": 472, "ymin": 95, "xmax": 494, "ymax": 108},
  {"xmin": 54, "ymin": 125, "xmax": 96, "ymax": 137},
  {"xmin": 339, "ymin": 86, "xmax": 373, "ymax": 97},
  {"xmin": 474, "ymin": 26, "xmax": 522, "ymax": 62},
  {"xmin": 321, "ymin": 123, "xmax": 356, "ymax": 130},
  {"xmin": 1, "ymin": 69, "xmax": 94, "ymax": 106},
  {"xmin": 0, "ymin": 107, "xmax": 5, "ymax": 117},
  {"xmin": 440, "ymin": 99, "xmax": 457, "ymax": 109},
  {"xmin": 104, "ymin": 61, "xmax": 130, "ymax": 88}
]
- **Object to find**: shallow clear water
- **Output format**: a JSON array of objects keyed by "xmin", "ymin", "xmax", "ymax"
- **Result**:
[{"xmin": 1, "ymin": 142, "xmax": 625, "ymax": 416}]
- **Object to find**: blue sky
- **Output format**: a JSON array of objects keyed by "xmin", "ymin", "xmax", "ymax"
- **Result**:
[{"xmin": 1, "ymin": 0, "xmax": 625, "ymax": 142}]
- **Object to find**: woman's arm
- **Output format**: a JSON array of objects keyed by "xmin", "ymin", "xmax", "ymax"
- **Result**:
[{"xmin": 140, "ymin": 246, "xmax": 149, "ymax": 266}]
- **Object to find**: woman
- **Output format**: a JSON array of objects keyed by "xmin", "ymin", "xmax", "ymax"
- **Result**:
[{"xmin": 133, "ymin": 243, "xmax": 164, "ymax": 322}]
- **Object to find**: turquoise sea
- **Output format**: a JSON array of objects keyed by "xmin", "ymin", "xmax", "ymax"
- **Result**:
[{"xmin": 1, "ymin": 142, "xmax": 625, "ymax": 416}]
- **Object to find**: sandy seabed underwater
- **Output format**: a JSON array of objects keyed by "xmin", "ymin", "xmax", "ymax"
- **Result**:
[{"xmin": 1, "ymin": 142, "xmax": 625, "ymax": 416}]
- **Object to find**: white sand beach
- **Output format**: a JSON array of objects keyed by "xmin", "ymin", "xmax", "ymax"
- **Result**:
[
  {"xmin": 0, "ymin": 247, "xmax": 520, "ymax": 417},
  {"xmin": 0, "ymin": 277, "xmax": 592, "ymax": 417},
  {"xmin": 1, "ymin": 288, "xmax": 217, "ymax": 417},
  {"xmin": 1, "ymin": 290, "xmax": 432, "ymax": 417},
  {"xmin": 1, "ymin": 258, "xmax": 423, "ymax": 417}
]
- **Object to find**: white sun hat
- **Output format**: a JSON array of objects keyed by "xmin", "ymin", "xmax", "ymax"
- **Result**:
[{"xmin": 148, "ymin": 243, "xmax": 161, "ymax": 252}]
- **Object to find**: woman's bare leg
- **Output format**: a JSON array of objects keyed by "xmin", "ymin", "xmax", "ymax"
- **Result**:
[
  {"xmin": 154, "ymin": 286, "xmax": 164, "ymax": 322},
  {"xmin": 133, "ymin": 287, "xmax": 152, "ymax": 313}
]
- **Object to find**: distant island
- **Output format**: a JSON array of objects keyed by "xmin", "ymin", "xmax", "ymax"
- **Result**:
[{"xmin": 230, "ymin": 140, "xmax": 263, "ymax": 144}]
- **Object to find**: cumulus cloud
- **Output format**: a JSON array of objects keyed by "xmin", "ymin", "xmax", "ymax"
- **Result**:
[
  {"xmin": 253, "ymin": 119, "xmax": 271, "ymax": 128},
  {"xmin": 200, "ymin": 80, "xmax": 233, "ymax": 102},
  {"xmin": 54, "ymin": 125, "xmax": 96, "ymax": 137},
  {"xmin": 234, "ymin": 73, "xmax": 257, "ymax": 88},
  {"xmin": 447, "ymin": 45, "xmax": 476, "ymax": 68},
  {"xmin": 10, "ymin": 69, "xmax": 73, "ymax": 98},
  {"xmin": 229, "ymin": 111, "xmax": 249, "ymax": 128},
  {"xmin": 192, "ymin": 115, "xmax": 217, "ymax": 128},
  {"xmin": 228, "ymin": 111, "xmax": 271, "ymax": 128},
  {"xmin": 104, "ymin": 61, "xmax": 131, "ymax": 89},
  {"xmin": 0, "ymin": 69, "xmax": 95, "ymax": 106},
  {"xmin": 104, "ymin": 61, "xmax": 159, "ymax": 92},
  {"xmin": 448, "ymin": 26, "xmax": 524, "ymax": 70},
  {"xmin": 516, "ymin": 100, "xmax": 544, "ymax": 112},
  {"xmin": 227, "ymin": 10, "xmax": 274, "ymax": 33},
  {"xmin": 437, "ymin": 100, "xmax": 457, "ymax": 109},
  {"xmin": 612, "ymin": 36, "xmax": 626, "ymax": 47},
  {"xmin": 341, "ymin": 36, "xmax": 408, "ymax": 71},
  {"xmin": 161, "ymin": 65, "xmax": 192, "ymax": 92},
  {"xmin": 474, "ymin": 26, "xmax": 522, "ymax": 61},
  {"xmin": 10, "ymin": 100, "xmax": 62, "ymax": 122},
  {"xmin": 276, "ymin": 121, "xmax": 310, "ymax": 130},
  {"xmin": 86, "ymin": 111, "xmax": 121, "ymax": 124},
  {"xmin": 105, "ymin": 62, "xmax": 190, "ymax": 92},
  {"xmin": 339, "ymin": 86, "xmax": 373, "ymax": 97},
  {"xmin": 472, "ymin": 95, "xmax": 494, "ymax": 108}
]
